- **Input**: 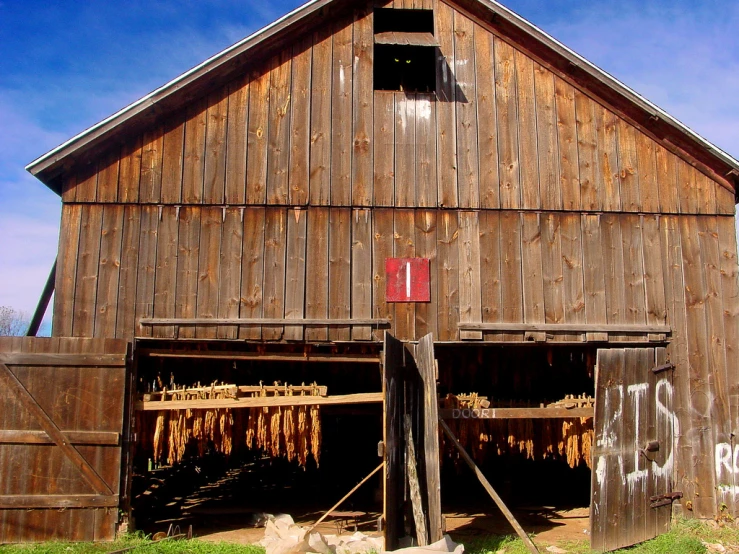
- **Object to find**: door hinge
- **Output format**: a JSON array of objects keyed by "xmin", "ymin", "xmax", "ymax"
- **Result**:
[
  {"xmin": 652, "ymin": 362, "xmax": 675, "ymax": 374},
  {"xmin": 650, "ymin": 491, "xmax": 682, "ymax": 508}
]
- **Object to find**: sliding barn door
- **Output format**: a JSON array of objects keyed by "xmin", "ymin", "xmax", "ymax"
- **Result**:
[
  {"xmin": 0, "ymin": 338, "xmax": 129, "ymax": 543},
  {"xmin": 591, "ymin": 347, "xmax": 675, "ymax": 551}
]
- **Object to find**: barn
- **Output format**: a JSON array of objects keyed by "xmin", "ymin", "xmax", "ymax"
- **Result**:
[{"xmin": 2, "ymin": 0, "xmax": 739, "ymax": 550}]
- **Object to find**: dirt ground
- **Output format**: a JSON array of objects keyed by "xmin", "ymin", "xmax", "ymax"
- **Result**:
[{"xmin": 194, "ymin": 507, "xmax": 590, "ymax": 547}]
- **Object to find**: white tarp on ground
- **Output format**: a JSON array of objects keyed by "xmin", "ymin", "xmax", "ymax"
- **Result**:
[{"xmin": 260, "ymin": 514, "xmax": 464, "ymax": 554}]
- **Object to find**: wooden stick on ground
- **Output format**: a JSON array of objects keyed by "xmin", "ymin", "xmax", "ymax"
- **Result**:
[
  {"xmin": 439, "ymin": 419, "xmax": 540, "ymax": 554},
  {"xmin": 306, "ymin": 462, "xmax": 384, "ymax": 534}
]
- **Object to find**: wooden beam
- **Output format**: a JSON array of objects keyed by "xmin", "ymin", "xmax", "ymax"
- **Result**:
[
  {"xmin": 26, "ymin": 258, "xmax": 56, "ymax": 337},
  {"xmin": 439, "ymin": 419, "xmax": 540, "ymax": 554},
  {"xmin": 0, "ymin": 430, "xmax": 120, "ymax": 446},
  {"xmin": 136, "ymin": 392, "xmax": 383, "ymax": 411},
  {"xmin": 0, "ymin": 362, "xmax": 114, "ymax": 496},
  {"xmin": 0, "ymin": 353, "xmax": 126, "ymax": 367},
  {"xmin": 143, "ymin": 350, "xmax": 380, "ymax": 363},
  {"xmin": 0, "ymin": 494, "xmax": 119, "ymax": 509},
  {"xmin": 405, "ymin": 414, "xmax": 428, "ymax": 546},
  {"xmin": 440, "ymin": 407, "xmax": 594, "ymax": 419},
  {"xmin": 140, "ymin": 317, "xmax": 391, "ymax": 327},
  {"xmin": 457, "ymin": 322, "xmax": 670, "ymax": 333}
]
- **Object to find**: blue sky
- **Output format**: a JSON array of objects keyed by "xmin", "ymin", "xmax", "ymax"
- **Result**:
[{"xmin": 1, "ymin": 0, "xmax": 737, "ymax": 332}]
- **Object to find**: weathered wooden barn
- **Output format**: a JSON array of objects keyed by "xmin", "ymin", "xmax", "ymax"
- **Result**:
[{"xmin": 3, "ymin": 0, "xmax": 739, "ymax": 550}]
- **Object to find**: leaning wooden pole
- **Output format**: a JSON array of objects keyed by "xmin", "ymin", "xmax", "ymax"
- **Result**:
[
  {"xmin": 26, "ymin": 258, "xmax": 56, "ymax": 336},
  {"xmin": 439, "ymin": 419, "xmax": 540, "ymax": 554},
  {"xmin": 306, "ymin": 462, "xmax": 384, "ymax": 533}
]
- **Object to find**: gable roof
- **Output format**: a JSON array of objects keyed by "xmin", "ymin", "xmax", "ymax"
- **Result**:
[{"xmin": 26, "ymin": 0, "xmax": 739, "ymax": 196}]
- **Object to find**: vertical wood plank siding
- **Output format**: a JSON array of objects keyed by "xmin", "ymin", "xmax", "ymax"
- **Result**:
[{"xmin": 49, "ymin": 0, "xmax": 738, "ymax": 521}]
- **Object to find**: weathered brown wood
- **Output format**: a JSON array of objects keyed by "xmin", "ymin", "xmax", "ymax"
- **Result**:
[
  {"xmin": 620, "ymin": 214, "xmax": 646, "ymax": 342},
  {"xmin": 414, "ymin": 211, "xmax": 438, "ymax": 337},
  {"xmin": 352, "ymin": 209, "xmax": 373, "ymax": 340},
  {"xmin": 73, "ymin": 206, "xmax": 103, "ymax": 337},
  {"xmin": 136, "ymin": 392, "xmax": 382, "ymax": 411},
  {"xmin": 352, "ymin": 6, "xmax": 373, "ymax": 206},
  {"xmin": 439, "ymin": 420, "xmax": 540, "ymax": 554},
  {"xmin": 642, "ymin": 215, "xmax": 667, "ymax": 328},
  {"xmin": 555, "ymin": 77, "xmax": 579, "ymax": 210},
  {"xmin": 53, "ymin": 205, "xmax": 82, "ymax": 336},
  {"xmin": 393, "ymin": 210, "xmax": 416, "ymax": 339},
  {"xmin": 246, "ymin": 68, "xmax": 270, "ymax": 204},
  {"xmin": 140, "ymin": 126, "xmax": 164, "ymax": 203},
  {"xmin": 516, "ymin": 50, "xmax": 539, "ymax": 210},
  {"xmin": 328, "ymin": 208, "xmax": 352, "ymax": 340},
  {"xmin": 534, "ymin": 64, "xmax": 559, "ymax": 211},
  {"xmin": 575, "ymin": 91, "xmax": 600, "ymax": 211},
  {"xmin": 0, "ymin": 354, "xmax": 125, "ymax": 367},
  {"xmin": 373, "ymin": 209, "xmax": 395, "ymax": 340},
  {"xmin": 636, "ymin": 132, "xmax": 659, "ymax": 212},
  {"xmin": 305, "ymin": 208, "xmax": 330, "ymax": 341},
  {"xmin": 479, "ymin": 211, "xmax": 502, "ymax": 341},
  {"xmin": 383, "ymin": 332, "xmax": 403, "ymax": 551},
  {"xmin": 182, "ymin": 98, "xmax": 207, "ymax": 203},
  {"xmin": 152, "ymin": 206, "xmax": 179, "ymax": 339},
  {"xmin": 437, "ymin": 211, "xmax": 459, "ymax": 341},
  {"xmin": 309, "ymin": 26, "xmax": 332, "ymax": 205},
  {"xmin": 521, "ymin": 213, "xmax": 545, "ymax": 339},
  {"xmin": 595, "ymin": 105, "xmax": 621, "ymax": 212},
  {"xmin": 456, "ymin": 322, "xmax": 670, "ymax": 333},
  {"xmin": 374, "ymin": 31, "xmax": 437, "ymax": 46},
  {"xmin": 0, "ymin": 431, "xmax": 119, "ymax": 446},
  {"xmin": 500, "ymin": 211, "xmax": 523, "ymax": 341},
  {"xmin": 475, "ymin": 25, "xmax": 499, "ymax": 209},
  {"xmin": 239, "ymin": 208, "xmax": 266, "ymax": 340},
  {"xmin": 404, "ymin": 414, "xmax": 428, "ymax": 546},
  {"xmin": 436, "ymin": 1, "xmax": 458, "ymax": 208},
  {"xmin": 285, "ymin": 208, "xmax": 308, "ymax": 341},
  {"xmin": 117, "ymin": 136, "xmax": 142, "ymax": 203},
  {"xmin": 115, "ymin": 206, "xmax": 141, "ymax": 340},
  {"xmin": 160, "ymin": 111, "xmax": 185, "ymax": 204},
  {"xmin": 617, "ymin": 119, "xmax": 640, "ymax": 213},
  {"xmin": 140, "ymin": 317, "xmax": 390, "ymax": 327},
  {"xmin": 331, "ymin": 19, "xmax": 353, "ymax": 206},
  {"xmin": 204, "ymin": 87, "xmax": 229, "ymax": 204},
  {"xmin": 225, "ymin": 76, "xmax": 249, "ymax": 204},
  {"xmin": 394, "ymin": 94, "xmax": 416, "ymax": 207},
  {"xmin": 440, "ymin": 407, "xmax": 594, "ymax": 419},
  {"xmin": 73, "ymin": 160, "xmax": 98, "ymax": 203},
  {"xmin": 373, "ymin": 93, "xmax": 395, "ymax": 206},
  {"xmin": 263, "ymin": 208, "xmax": 288, "ymax": 340},
  {"xmin": 416, "ymin": 94, "xmax": 437, "ymax": 207},
  {"xmin": 559, "ymin": 214, "xmax": 585, "ymax": 340},
  {"xmin": 0, "ymin": 362, "xmax": 113, "ymax": 496},
  {"xmin": 144, "ymin": 350, "xmax": 379, "ymax": 363},
  {"xmin": 455, "ymin": 13, "xmax": 480, "ymax": 209},
  {"xmin": 175, "ymin": 207, "xmax": 200, "ymax": 339},
  {"xmin": 0, "ymin": 495, "xmax": 119, "ymax": 509},
  {"xmin": 195, "ymin": 206, "xmax": 222, "ymax": 338},
  {"xmin": 96, "ymin": 149, "xmax": 120, "ymax": 203},
  {"xmin": 541, "ymin": 213, "xmax": 564, "ymax": 327},
  {"xmin": 655, "ymin": 145, "xmax": 679, "ymax": 214},
  {"xmin": 495, "ymin": 38, "xmax": 520, "ymax": 209},
  {"xmin": 459, "ymin": 212, "xmax": 482, "ymax": 340},
  {"xmin": 289, "ymin": 37, "xmax": 312, "ymax": 206},
  {"xmin": 217, "ymin": 208, "xmax": 244, "ymax": 339},
  {"xmin": 266, "ymin": 52, "xmax": 292, "ymax": 204}
]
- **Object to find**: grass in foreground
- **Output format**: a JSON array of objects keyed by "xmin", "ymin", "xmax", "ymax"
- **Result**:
[{"xmin": 462, "ymin": 518, "xmax": 739, "ymax": 554}]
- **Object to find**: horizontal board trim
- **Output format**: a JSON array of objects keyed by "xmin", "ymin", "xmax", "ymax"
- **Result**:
[
  {"xmin": 440, "ymin": 407, "xmax": 595, "ymax": 419},
  {"xmin": 457, "ymin": 323, "xmax": 671, "ymax": 333},
  {"xmin": 374, "ymin": 31, "xmax": 439, "ymax": 46},
  {"xmin": 0, "ymin": 353, "xmax": 126, "ymax": 367},
  {"xmin": 140, "ymin": 318, "xmax": 391, "ymax": 326},
  {"xmin": 0, "ymin": 494, "xmax": 119, "ymax": 509},
  {"xmin": 0, "ymin": 430, "xmax": 120, "ymax": 446},
  {"xmin": 136, "ymin": 391, "xmax": 383, "ymax": 411},
  {"xmin": 144, "ymin": 351, "xmax": 380, "ymax": 363}
]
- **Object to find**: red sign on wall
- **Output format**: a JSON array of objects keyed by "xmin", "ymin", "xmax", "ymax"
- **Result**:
[{"xmin": 385, "ymin": 258, "xmax": 431, "ymax": 302}]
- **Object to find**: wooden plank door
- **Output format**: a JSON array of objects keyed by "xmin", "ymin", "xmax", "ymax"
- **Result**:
[
  {"xmin": 383, "ymin": 332, "xmax": 442, "ymax": 550},
  {"xmin": 0, "ymin": 337, "xmax": 129, "ymax": 543},
  {"xmin": 591, "ymin": 347, "xmax": 674, "ymax": 551}
]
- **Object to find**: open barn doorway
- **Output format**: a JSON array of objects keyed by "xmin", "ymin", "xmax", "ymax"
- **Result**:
[
  {"xmin": 435, "ymin": 344, "xmax": 596, "ymax": 544},
  {"xmin": 126, "ymin": 340, "xmax": 385, "ymax": 543}
]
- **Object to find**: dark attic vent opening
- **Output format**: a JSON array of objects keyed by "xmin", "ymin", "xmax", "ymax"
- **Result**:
[
  {"xmin": 374, "ymin": 8, "xmax": 434, "ymax": 34},
  {"xmin": 374, "ymin": 44, "xmax": 436, "ymax": 92}
]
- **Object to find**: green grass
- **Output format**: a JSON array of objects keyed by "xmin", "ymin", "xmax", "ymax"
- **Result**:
[
  {"xmin": 0, "ymin": 533, "xmax": 267, "ymax": 554},
  {"xmin": 460, "ymin": 518, "xmax": 739, "ymax": 554}
]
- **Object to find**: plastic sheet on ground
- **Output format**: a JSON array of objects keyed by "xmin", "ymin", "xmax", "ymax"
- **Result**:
[{"xmin": 260, "ymin": 514, "xmax": 464, "ymax": 554}]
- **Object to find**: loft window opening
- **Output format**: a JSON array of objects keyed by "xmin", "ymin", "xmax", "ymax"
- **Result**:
[
  {"xmin": 374, "ymin": 8, "xmax": 434, "ymax": 34},
  {"xmin": 374, "ymin": 44, "xmax": 436, "ymax": 92}
]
